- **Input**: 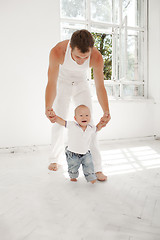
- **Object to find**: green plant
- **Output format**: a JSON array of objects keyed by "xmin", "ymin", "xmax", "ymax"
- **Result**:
[{"xmin": 91, "ymin": 33, "xmax": 112, "ymax": 80}]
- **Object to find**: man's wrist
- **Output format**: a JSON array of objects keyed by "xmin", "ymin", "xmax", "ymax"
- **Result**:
[
  {"xmin": 103, "ymin": 110, "xmax": 110, "ymax": 116},
  {"xmin": 45, "ymin": 106, "xmax": 52, "ymax": 111}
]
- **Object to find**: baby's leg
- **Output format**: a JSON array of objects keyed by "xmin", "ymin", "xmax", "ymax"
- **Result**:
[
  {"xmin": 81, "ymin": 152, "xmax": 97, "ymax": 183},
  {"xmin": 65, "ymin": 149, "xmax": 81, "ymax": 181}
]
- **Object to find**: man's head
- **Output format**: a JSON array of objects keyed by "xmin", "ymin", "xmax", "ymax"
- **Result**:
[
  {"xmin": 70, "ymin": 29, "xmax": 94, "ymax": 65},
  {"xmin": 74, "ymin": 105, "xmax": 91, "ymax": 127}
]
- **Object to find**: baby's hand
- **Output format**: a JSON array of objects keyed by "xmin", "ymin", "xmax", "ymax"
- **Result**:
[{"xmin": 96, "ymin": 122, "xmax": 103, "ymax": 131}]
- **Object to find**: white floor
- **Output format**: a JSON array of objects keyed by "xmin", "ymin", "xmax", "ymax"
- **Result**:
[{"xmin": 0, "ymin": 138, "xmax": 160, "ymax": 240}]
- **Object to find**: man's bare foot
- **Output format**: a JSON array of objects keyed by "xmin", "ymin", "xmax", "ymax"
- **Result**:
[
  {"xmin": 71, "ymin": 178, "xmax": 77, "ymax": 182},
  {"xmin": 90, "ymin": 179, "xmax": 96, "ymax": 184},
  {"xmin": 96, "ymin": 172, "xmax": 107, "ymax": 181},
  {"xmin": 48, "ymin": 163, "xmax": 58, "ymax": 171}
]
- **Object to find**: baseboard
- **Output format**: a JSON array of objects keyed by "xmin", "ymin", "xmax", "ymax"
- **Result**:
[
  {"xmin": 1, "ymin": 136, "xmax": 159, "ymax": 154},
  {"xmin": 98, "ymin": 135, "xmax": 156, "ymax": 144}
]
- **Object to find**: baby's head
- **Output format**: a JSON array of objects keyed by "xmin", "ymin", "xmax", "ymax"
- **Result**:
[{"xmin": 74, "ymin": 105, "xmax": 91, "ymax": 127}]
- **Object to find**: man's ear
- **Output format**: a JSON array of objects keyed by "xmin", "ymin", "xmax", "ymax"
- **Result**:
[{"xmin": 74, "ymin": 116, "xmax": 76, "ymax": 121}]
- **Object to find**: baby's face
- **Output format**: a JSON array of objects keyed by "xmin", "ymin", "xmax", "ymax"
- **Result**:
[{"xmin": 75, "ymin": 106, "xmax": 91, "ymax": 127}]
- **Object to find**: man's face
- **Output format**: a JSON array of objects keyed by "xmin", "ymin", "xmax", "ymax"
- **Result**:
[
  {"xmin": 74, "ymin": 106, "xmax": 91, "ymax": 127},
  {"xmin": 71, "ymin": 47, "xmax": 92, "ymax": 65}
]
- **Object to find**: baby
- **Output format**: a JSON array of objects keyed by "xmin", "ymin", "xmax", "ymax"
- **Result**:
[{"xmin": 54, "ymin": 105, "xmax": 103, "ymax": 184}]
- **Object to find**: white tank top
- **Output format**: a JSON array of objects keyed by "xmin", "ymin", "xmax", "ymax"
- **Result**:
[{"xmin": 58, "ymin": 41, "xmax": 90, "ymax": 83}]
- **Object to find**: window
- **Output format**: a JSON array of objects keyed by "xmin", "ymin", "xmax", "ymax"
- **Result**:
[{"xmin": 60, "ymin": 0, "xmax": 148, "ymax": 99}]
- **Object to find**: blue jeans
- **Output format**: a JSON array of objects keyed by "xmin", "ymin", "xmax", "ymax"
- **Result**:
[{"xmin": 65, "ymin": 147, "xmax": 97, "ymax": 182}]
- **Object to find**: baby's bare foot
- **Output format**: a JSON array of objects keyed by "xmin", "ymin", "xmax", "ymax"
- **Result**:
[
  {"xmin": 90, "ymin": 179, "xmax": 96, "ymax": 184},
  {"xmin": 48, "ymin": 163, "xmax": 58, "ymax": 171},
  {"xmin": 71, "ymin": 178, "xmax": 77, "ymax": 182},
  {"xmin": 96, "ymin": 172, "xmax": 107, "ymax": 181}
]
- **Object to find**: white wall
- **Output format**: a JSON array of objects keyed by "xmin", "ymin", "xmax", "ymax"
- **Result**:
[
  {"xmin": 0, "ymin": 0, "xmax": 60, "ymax": 147},
  {"xmin": 148, "ymin": 0, "xmax": 160, "ymax": 138},
  {"xmin": 93, "ymin": 100, "xmax": 154, "ymax": 141},
  {"xmin": 0, "ymin": 0, "xmax": 159, "ymax": 148}
]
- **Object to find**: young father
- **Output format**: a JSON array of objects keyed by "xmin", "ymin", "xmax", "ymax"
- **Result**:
[{"xmin": 45, "ymin": 29, "xmax": 111, "ymax": 181}]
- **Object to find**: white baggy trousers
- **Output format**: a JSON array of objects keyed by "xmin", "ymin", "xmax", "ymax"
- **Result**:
[{"xmin": 49, "ymin": 79, "xmax": 102, "ymax": 172}]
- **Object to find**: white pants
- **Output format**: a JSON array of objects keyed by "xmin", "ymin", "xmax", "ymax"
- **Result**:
[{"xmin": 49, "ymin": 79, "xmax": 102, "ymax": 172}]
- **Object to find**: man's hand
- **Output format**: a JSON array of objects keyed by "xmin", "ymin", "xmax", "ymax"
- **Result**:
[
  {"xmin": 45, "ymin": 107, "xmax": 56, "ymax": 123},
  {"xmin": 100, "ymin": 112, "xmax": 111, "ymax": 128}
]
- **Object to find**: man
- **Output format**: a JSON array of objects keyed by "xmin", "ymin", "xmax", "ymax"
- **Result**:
[{"xmin": 45, "ymin": 29, "xmax": 111, "ymax": 181}]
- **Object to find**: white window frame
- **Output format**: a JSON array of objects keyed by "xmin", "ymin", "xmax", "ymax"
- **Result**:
[{"xmin": 60, "ymin": 0, "xmax": 148, "ymax": 99}]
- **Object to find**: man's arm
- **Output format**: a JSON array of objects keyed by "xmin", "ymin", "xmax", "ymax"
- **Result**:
[
  {"xmin": 45, "ymin": 49, "xmax": 59, "ymax": 122},
  {"xmin": 45, "ymin": 48, "xmax": 59, "ymax": 108},
  {"xmin": 45, "ymin": 41, "xmax": 69, "ymax": 123},
  {"xmin": 91, "ymin": 48, "xmax": 111, "ymax": 127}
]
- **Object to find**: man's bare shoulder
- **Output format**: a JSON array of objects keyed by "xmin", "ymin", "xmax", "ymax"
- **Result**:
[
  {"xmin": 90, "ymin": 47, "xmax": 103, "ymax": 68},
  {"xmin": 50, "ymin": 40, "xmax": 69, "ymax": 64}
]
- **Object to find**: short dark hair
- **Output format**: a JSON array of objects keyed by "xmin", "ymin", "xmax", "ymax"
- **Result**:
[{"xmin": 70, "ymin": 29, "xmax": 94, "ymax": 53}]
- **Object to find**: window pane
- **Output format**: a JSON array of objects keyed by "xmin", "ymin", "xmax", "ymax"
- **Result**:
[
  {"xmin": 105, "ymin": 84, "xmax": 120, "ymax": 97},
  {"xmin": 120, "ymin": 24, "xmax": 126, "ymax": 80},
  {"xmin": 122, "ymin": 0, "xmax": 144, "ymax": 27},
  {"xmin": 119, "ymin": 18, "xmax": 127, "ymax": 81},
  {"xmin": 127, "ymin": 30, "xmax": 144, "ymax": 81},
  {"xmin": 60, "ymin": 0, "xmax": 86, "ymax": 20},
  {"xmin": 91, "ymin": 29, "xmax": 112, "ymax": 80},
  {"xmin": 61, "ymin": 23, "xmax": 86, "ymax": 40},
  {"xmin": 91, "ymin": 82, "xmax": 120, "ymax": 97},
  {"xmin": 113, "ymin": 0, "xmax": 120, "ymax": 24},
  {"xmin": 105, "ymin": 85, "xmax": 114, "ymax": 96},
  {"xmin": 112, "ymin": 27, "xmax": 120, "ymax": 80},
  {"xmin": 91, "ymin": 0, "xmax": 112, "ymax": 23},
  {"xmin": 123, "ymin": 84, "xmax": 144, "ymax": 97},
  {"xmin": 91, "ymin": 24, "xmax": 112, "ymax": 34}
]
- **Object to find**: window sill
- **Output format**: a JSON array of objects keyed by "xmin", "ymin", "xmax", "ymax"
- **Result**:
[{"xmin": 92, "ymin": 96, "xmax": 155, "ymax": 104}]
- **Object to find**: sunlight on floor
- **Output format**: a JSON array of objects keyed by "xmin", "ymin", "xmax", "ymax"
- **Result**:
[
  {"xmin": 101, "ymin": 145, "xmax": 160, "ymax": 176},
  {"xmin": 61, "ymin": 143, "xmax": 160, "ymax": 179}
]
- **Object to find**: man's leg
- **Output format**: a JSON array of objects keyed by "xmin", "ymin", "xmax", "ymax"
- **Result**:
[
  {"xmin": 48, "ymin": 124, "xmax": 65, "ymax": 170},
  {"xmin": 48, "ymin": 81, "xmax": 71, "ymax": 171},
  {"xmin": 89, "ymin": 135, "xmax": 107, "ymax": 181},
  {"xmin": 72, "ymin": 81, "xmax": 107, "ymax": 181}
]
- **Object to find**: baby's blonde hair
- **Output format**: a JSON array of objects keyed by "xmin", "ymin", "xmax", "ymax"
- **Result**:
[{"xmin": 74, "ymin": 105, "xmax": 90, "ymax": 116}]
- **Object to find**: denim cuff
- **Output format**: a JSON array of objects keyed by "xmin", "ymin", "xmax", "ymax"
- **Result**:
[
  {"xmin": 69, "ymin": 172, "xmax": 79, "ymax": 179},
  {"xmin": 85, "ymin": 173, "xmax": 97, "ymax": 182}
]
